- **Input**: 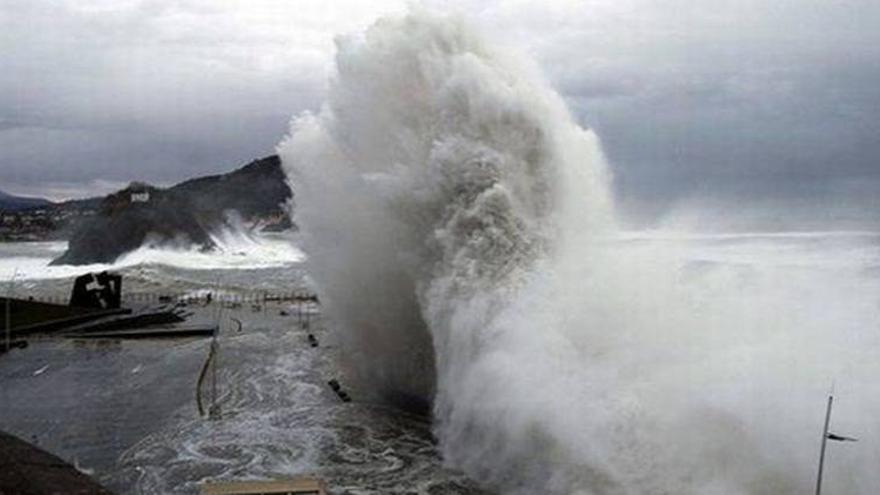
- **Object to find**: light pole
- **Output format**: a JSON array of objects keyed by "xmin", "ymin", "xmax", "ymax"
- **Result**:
[
  {"xmin": 815, "ymin": 394, "xmax": 833, "ymax": 495},
  {"xmin": 815, "ymin": 393, "xmax": 858, "ymax": 495}
]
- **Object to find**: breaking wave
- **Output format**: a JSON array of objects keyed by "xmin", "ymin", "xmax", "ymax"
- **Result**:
[
  {"xmin": 0, "ymin": 229, "xmax": 303, "ymax": 282},
  {"xmin": 279, "ymin": 10, "xmax": 880, "ymax": 494}
]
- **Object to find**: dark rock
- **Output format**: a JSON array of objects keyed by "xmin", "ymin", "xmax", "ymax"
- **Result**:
[
  {"xmin": 51, "ymin": 155, "xmax": 292, "ymax": 265},
  {"xmin": 327, "ymin": 379, "xmax": 352, "ymax": 403}
]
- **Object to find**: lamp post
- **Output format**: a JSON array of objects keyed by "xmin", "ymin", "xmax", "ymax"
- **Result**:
[
  {"xmin": 815, "ymin": 395, "xmax": 833, "ymax": 495},
  {"xmin": 815, "ymin": 393, "xmax": 858, "ymax": 495}
]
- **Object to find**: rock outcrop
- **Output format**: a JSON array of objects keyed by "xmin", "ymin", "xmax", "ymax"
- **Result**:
[{"xmin": 51, "ymin": 155, "xmax": 291, "ymax": 266}]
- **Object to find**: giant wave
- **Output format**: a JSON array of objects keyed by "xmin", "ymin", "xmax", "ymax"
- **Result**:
[{"xmin": 279, "ymin": 10, "xmax": 880, "ymax": 494}]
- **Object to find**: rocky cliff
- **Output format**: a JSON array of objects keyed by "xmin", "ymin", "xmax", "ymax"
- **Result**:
[{"xmin": 51, "ymin": 155, "xmax": 291, "ymax": 265}]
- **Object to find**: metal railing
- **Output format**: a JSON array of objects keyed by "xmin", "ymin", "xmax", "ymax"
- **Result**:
[{"xmin": 9, "ymin": 289, "xmax": 317, "ymax": 307}]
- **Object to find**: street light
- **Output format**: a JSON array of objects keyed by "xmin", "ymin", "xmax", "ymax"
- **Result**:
[{"xmin": 815, "ymin": 393, "xmax": 858, "ymax": 495}]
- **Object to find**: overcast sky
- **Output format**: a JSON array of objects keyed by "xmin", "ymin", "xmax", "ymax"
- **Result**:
[{"xmin": 1, "ymin": 1, "xmax": 878, "ymax": 227}]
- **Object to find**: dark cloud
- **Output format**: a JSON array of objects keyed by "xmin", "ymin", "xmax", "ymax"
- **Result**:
[
  {"xmin": 0, "ymin": 0, "xmax": 400, "ymax": 199},
  {"xmin": 1, "ymin": 1, "xmax": 878, "ymax": 228},
  {"xmin": 460, "ymin": 0, "xmax": 880, "ymax": 227}
]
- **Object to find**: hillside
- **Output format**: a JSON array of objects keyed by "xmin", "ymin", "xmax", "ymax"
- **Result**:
[
  {"xmin": 51, "ymin": 155, "xmax": 292, "ymax": 265},
  {"xmin": 0, "ymin": 190, "xmax": 52, "ymax": 211}
]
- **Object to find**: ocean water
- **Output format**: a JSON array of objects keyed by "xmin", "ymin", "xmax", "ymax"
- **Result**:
[
  {"xmin": 1, "ymin": 230, "xmax": 879, "ymax": 494},
  {"xmin": 0, "ymin": 235, "xmax": 487, "ymax": 494}
]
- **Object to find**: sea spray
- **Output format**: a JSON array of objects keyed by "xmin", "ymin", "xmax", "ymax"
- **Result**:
[
  {"xmin": 281, "ymin": 10, "xmax": 611, "ymax": 410},
  {"xmin": 279, "ymin": 10, "xmax": 880, "ymax": 494},
  {"xmin": 0, "ymin": 230, "xmax": 302, "ymax": 282}
]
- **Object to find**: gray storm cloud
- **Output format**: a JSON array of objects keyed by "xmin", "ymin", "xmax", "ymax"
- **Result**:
[{"xmin": 1, "ymin": 0, "xmax": 878, "ymax": 228}]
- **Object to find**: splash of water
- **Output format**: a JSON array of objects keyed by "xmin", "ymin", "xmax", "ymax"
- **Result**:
[
  {"xmin": 0, "ymin": 230, "xmax": 303, "ymax": 281},
  {"xmin": 279, "ymin": 10, "xmax": 880, "ymax": 494}
]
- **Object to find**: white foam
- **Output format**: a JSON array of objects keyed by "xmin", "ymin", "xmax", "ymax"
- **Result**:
[
  {"xmin": 0, "ymin": 231, "xmax": 304, "ymax": 282},
  {"xmin": 279, "ymin": 9, "xmax": 880, "ymax": 494}
]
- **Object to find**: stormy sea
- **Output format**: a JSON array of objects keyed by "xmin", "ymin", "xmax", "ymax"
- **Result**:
[
  {"xmin": 0, "ymin": 233, "xmax": 489, "ymax": 494},
  {"xmin": 2, "ymin": 230, "xmax": 879, "ymax": 494},
  {"xmin": 2, "ymin": 10, "xmax": 880, "ymax": 495}
]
